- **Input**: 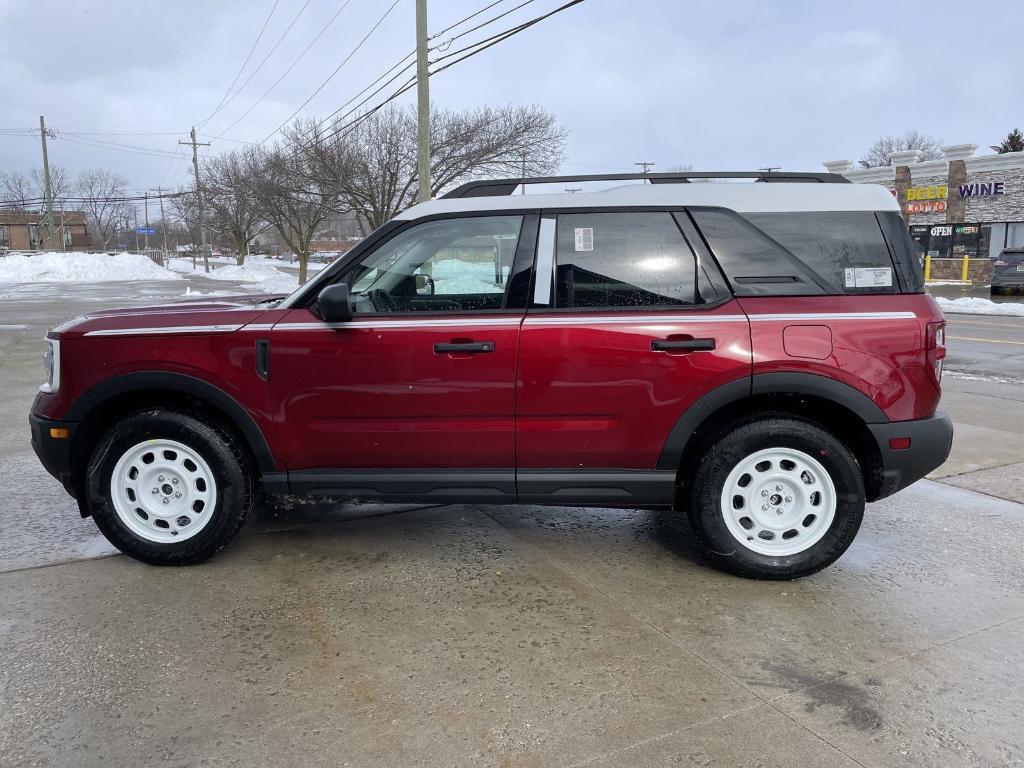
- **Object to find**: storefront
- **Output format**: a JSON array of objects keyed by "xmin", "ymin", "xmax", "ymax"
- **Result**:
[
  {"xmin": 909, "ymin": 223, "xmax": 993, "ymax": 259},
  {"xmin": 824, "ymin": 145, "xmax": 1024, "ymax": 260}
]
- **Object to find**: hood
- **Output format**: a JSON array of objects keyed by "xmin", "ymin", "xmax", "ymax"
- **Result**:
[{"xmin": 49, "ymin": 293, "xmax": 287, "ymax": 339}]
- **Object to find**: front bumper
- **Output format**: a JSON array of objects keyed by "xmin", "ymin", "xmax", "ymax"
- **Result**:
[
  {"xmin": 30, "ymin": 412, "xmax": 77, "ymax": 497},
  {"xmin": 868, "ymin": 411, "xmax": 953, "ymax": 499}
]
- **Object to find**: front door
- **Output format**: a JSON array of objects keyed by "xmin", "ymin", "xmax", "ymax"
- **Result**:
[
  {"xmin": 269, "ymin": 214, "xmax": 536, "ymax": 498},
  {"xmin": 515, "ymin": 210, "xmax": 751, "ymax": 502}
]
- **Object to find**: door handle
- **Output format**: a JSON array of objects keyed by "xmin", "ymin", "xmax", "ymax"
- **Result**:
[
  {"xmin": 651, "ymin": 338, "xmax": 716, "ymax": 352},
  {"xmin": 434, "ymin": 341, "xmax": 495, "ymax": 354}
]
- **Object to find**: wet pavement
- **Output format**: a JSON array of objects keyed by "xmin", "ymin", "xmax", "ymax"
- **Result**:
[{"xmin": 1, "ymin": 279, "xmax": 1022, "ymax": 767}]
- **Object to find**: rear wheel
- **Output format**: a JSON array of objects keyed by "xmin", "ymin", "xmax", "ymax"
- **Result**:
[
  {"xmin": 685, "ymin": 417, "xmax": 864, "ymax": 579},
  {"xmin": 86, "ymin": 409, "xmax": 254, "ymax": 565}
]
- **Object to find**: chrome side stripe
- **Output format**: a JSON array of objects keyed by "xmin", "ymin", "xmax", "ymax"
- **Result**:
[
  {"xmin": 524, "ymin": 314, "xmax": 748, "ymax": 326},
  {"xmin": 747, "ymin": 311, "xmax": 917, "ymax": 322},
  {"xmin": 83, "ymin": 311, "xmax": 918, "ymax": 337},
  {"xmin": 84, "ymin": 324, "xmax": 245, "ymax": 337},
  {"xmin": 273, "ymin": 317, "xmax": 524, "ymax": 331}
]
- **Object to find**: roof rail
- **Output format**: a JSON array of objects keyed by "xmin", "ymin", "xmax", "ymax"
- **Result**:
[{"xmin": 441, "ymin": 171, "xmax": 850, "ymax": 199}]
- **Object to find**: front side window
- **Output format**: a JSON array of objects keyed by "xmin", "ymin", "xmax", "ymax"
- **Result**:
[
  {"xmin": 554, "ymin": 212, "xmax": 699, "ymax": 308},
  {"xmin": 345, "ymin": 215, "xmax": 523, "ymax": 314}
]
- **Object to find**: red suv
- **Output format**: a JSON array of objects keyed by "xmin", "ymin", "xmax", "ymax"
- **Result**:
[{"xmin": 30, "ymin": 172, "xmax": 952, "ymax": 579}]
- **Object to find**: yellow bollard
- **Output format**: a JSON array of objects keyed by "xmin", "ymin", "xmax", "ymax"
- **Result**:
[
  {"xmin": 924, "ymin": 254, "xmax": 931, "ymax": 282},
  {"xmin": 961, "ymin": 255, "xmax": 970, "ymax": 282}
]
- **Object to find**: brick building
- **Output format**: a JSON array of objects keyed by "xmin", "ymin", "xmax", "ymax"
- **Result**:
[
  {"xmin": 823, "ymin": 145, "xmax": 1024, "ymax": 260},
  {"xmin": 0, "ymin": 210, "xmax": 90, "ymax": 251}
]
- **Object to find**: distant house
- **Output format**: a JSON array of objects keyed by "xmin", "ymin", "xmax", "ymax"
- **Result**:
[{"xmin": 0, "ymin": 210, "xmax": 89, "ymax": 251}]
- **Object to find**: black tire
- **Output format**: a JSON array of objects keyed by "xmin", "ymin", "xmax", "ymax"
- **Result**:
[
  {"xmin": 85, "ymin": 408, "xmax": 254, "ymax": 565},
  {"xmin": 684, "ymin": 416, "xmax": 864, "ymax": 580}
]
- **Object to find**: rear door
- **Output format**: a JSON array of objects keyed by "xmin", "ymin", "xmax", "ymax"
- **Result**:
[
  {"xmin": 515, "ymin": 210, "xmax": 751, "ymax": 502},
  {"xmin": 269, "ymin": 214, "xmax": 537, "ymax": 497}
]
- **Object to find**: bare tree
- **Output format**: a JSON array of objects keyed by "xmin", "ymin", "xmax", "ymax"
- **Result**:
[
  {"xmin": 170, "ymin": 188, "xmax": 203, "ymax": 266},
  {"xmin": 314, "ymin": 104, "xmax": 566, "ymax": 233},
  {"xmin": 31, "ymin": 166, "xmax": 70, "ymax": 207},
  {"xmin": 0, "ymin": 171, "xmax": 35, "ymax": 208},
  {"xmin": 76, "ymin": 168, "xmax": 133, "ymax": 248},
  {"xmin": 252, "ymin": 120, "xmax": 337, "ymax": 284},
  {"xmin": 859, "ymin": 131, "xmax": 944, "ymax": 167},
  {"xmin": 202, "ymin": 147, "xmax": 266, "ymax": 265}
]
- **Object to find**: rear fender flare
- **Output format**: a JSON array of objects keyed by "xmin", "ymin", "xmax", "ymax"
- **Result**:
[{"xmin": 656, "ymin": 373, "xmax": 887, "ymax": 471}]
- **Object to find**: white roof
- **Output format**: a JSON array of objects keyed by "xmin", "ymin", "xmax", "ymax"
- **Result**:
[{"xmin": 398, "ymin": 181, "xmax": 900, "ymax": 220}]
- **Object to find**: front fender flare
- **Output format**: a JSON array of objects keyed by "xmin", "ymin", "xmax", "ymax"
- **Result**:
[{"xmin": 64, "ymin": 371, "xmax": 277, "ymax": 472}]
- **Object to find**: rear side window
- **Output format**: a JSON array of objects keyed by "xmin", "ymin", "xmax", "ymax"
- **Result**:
[
  {"xmin": 877, "ymin": 212, "xmax": 925, "ymax": 292},
  {"xmin": 692, "ymin": 208, "xmax": 907, "ymax": 296},
  {"xmin": 554, "ymin": 212, "xmax": 701, "ymax": 308},
  {"xmin": 689, "ymin": 209, "xmax": 827, "ymax": 296}
]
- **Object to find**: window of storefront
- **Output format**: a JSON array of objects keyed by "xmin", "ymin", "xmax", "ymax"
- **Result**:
[
  {"xmin": 952, "ymin": 225, "xmax": 981, "ymax": 257},
  {"xmin": 1008, "ymin": 223, "xmax": 1024, "ymax": 249},
  {"xmin": 0, "ymin": 225, "xmax": 8, "ymax": 249},
  {"xmin": 62, "ymin": 226, "xmax": 73, "ymax": 250},
  {"xmin": 27, "ymin": 224, "xmax": 40, "ymax": 250}
]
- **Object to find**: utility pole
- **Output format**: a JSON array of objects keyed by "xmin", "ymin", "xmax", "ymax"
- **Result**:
[
  {"xmin": 143, "ymin": 191, "xmax": 150, "ymax": 252},
  {"xmin": 415, "ymin": 0, "xmax": 430, "ymax": 203},
  {"xmin": 39, "ymin": 116, "xmax": 58, "ymax": 250},
  {"xmin": 180, "ymin": 126, "xmax": 211, "ymax": 272},
  {"xmin": 150, "ymin": 187, "xmax": 169, "ymax": 265},
  {"xmin": 635, "ymin": 161, "xmax": 655, "ymax": 174},
  {"xmin": 133, "ymin": 207, "xmax": 140, "ymax": 253},
  {"xmin": 521, "ymin": 155, "xmax": 527, "ymax": 195}
]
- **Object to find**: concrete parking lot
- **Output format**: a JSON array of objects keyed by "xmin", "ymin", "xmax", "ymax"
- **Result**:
[{"xmin": 1, "ymin": 278, "xmax": 1022, "ymax": 767}]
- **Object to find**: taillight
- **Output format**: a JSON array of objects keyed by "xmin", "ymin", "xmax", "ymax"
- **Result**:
[{"xmin": 926, "ymin": 321, "xmax": 946, "ymax": 384}]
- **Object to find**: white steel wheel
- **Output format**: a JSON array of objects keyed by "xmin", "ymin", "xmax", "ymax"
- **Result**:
[
  {"xmin": 719, "ymin": 447, "xmax": 837, "ymax": 557},
  {"xmin": 109, "ymin": 439, "xmax": 218, "ymax": 544}
]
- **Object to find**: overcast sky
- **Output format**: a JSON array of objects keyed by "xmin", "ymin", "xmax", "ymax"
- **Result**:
[{"xmin": 2, "ymin": 0, "xmax": 1023, "ymax": 192}]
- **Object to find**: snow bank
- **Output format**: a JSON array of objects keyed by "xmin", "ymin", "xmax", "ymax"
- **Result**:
[
  {"xmin": 170, "ymin": 259, "xmax": 298, "ymax": 294},
  {"xmin": 0, "ymin": 251, "xmax": 178, "ymax": 283},
  {"xmin": 936, "ymin": 297, "xmax": 1024, "ymax": 317},
  {"xmin": 430, "ymin": 258, "xmax": 503, "ymax": 294}
]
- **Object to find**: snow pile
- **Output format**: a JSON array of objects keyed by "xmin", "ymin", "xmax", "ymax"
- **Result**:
[
  {"xmin": 170, "ymin": 259, "xmax": 297, "ymax": 294},
  {"xmin": 430, "ymin": 258, "xmax": 504, "ymax": 294},
  {"xmin": 936, "ymin": 297, "xmax": 1024, "ymax": 317},
  {"xmin": 0, "ymin": 251, "xmax": 178, "ymax": 283}
]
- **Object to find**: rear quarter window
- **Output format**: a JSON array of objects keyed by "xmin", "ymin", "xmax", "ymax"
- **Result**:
[{"xmin": 691, "ymin": 208, "xmax": 910, "ymax": 296}]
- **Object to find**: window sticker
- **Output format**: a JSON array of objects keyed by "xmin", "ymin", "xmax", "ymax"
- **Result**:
[
  {"xmin": 844, "ymin": 267, "xmax": 892, "ymax": 288},
  {"xmin": 574, "ymin": 227, "xmax": 594, "ymax": 252}
]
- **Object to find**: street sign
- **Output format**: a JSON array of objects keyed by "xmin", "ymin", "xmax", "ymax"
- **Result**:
[{"xmin": 135, "ymin": 227, "xmax": 156, "ymax": 235}]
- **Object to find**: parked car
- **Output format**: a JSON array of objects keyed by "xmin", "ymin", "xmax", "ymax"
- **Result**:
[
  {"xmin": 991, "ymin": 248, "xmax": 1024, "ymax": 293},
  {"xmin": 30, "ymin": 171, "xmax": 952, "ymax": 579}
]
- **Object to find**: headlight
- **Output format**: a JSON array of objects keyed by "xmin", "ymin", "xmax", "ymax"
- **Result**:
[{"xmin": 40, "ymin": 337, "xmax": 60, "ymax": 393}]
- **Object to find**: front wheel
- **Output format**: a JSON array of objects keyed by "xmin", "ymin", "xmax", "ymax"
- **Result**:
[
  {"xmin": 685, "ymin": 417, "xmax": 864, "ymax": 579},
  {"xmin": 86, "ymin": 409, "xmax": 254, "ymax": 565}
]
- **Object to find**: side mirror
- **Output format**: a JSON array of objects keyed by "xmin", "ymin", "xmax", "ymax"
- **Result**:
[
  {"xmin": 415, "ymin": 273, "xmax": 435, "ymax": 295},
  {"xmin": 317, "ymin": 283, "xmax": 353, "ymax": 323}
]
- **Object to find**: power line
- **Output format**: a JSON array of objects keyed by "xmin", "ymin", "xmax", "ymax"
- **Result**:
[
  {"xmin": 431, "ymin": 0, "xmax": 539, "ymax": 50},
  {"xmin": 429, "ymin": 0, "xmax": 586, "ymax": 74},
  {"xmin": 197, "ymin": 0, "xmax": 281, "ymax": 130},
  {"xmin": 60, "ymin": 130, "xmax": 186, "ymax": 137},
  {"xmin": 202, "ymin": 0, "xmax": 315, "ymax": 133},
  {"xmin": 430, "ymin": 0, "xmax": 508, "ymax": 40},
  {"xmin": 280, "ymin": 0, "xmax": 587, "ymax": 163},
  {"xmin": 54, "ymin": 135, "xmax": 180, "ymax": 159},
  {"xmin": 259, "ymin": 0, "xmax": 404, "ymax": 144},
  {"xmin": 211, "ymin": 0, "xmax": 362, "ymax": 141}
]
